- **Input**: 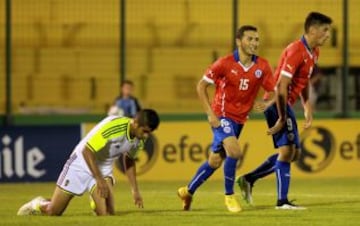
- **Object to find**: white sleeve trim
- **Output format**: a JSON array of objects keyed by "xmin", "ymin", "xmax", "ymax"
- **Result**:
[
  {"xmin": 202, "ymin": 75, "xmax": 214, "ymax": 84},
  {"xmin": 281, "ymin": 70, "xmax": 293, "ymax": 78}
]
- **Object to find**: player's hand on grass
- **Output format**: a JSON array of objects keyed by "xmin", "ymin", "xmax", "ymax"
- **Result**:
[
  {"xmin": 132, "ymin": 190, "xmax": 144, "ymax": 208},
  {"xmin": 267, "ymin": 118, "xmax": 285, "ymax": 135}
]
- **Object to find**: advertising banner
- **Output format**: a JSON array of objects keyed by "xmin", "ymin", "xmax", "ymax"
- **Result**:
[
  {"xmin": 0, "ymin": 125, "xmax": 81, "ymax": 182},
  {"xmin": 87, "ymin": 119, "xmax": 360, "ymax": 181}
]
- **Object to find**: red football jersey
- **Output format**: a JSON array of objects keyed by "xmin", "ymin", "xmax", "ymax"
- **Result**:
[
  {"xmin": 274, "ymin": 36, "xmax": 319, "ymax": 105},
  {"xmin": 203, "ymin": 50, "xmax": 276, "ymax": 124}
]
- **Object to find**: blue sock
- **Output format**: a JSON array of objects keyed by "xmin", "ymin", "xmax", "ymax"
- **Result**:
[
  {"xmin": 244, "ymin": 154, "xmax": 278, "ymax": 184},
  {"xmin": 224, "ymin": 156, "xmax": 238, "ymax": 195},
  {"xmin": 275, "ymin": 160, "xmax": 291, "ymax": 201},
  {"xmin": 187, "ymin": 161, "xmax": 216, "ymax": 194}
]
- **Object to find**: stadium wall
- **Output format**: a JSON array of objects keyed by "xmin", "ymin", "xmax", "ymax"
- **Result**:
[
  {"xmin": 85, "ymin": 119, "xmax": 360, "ymax": 181},
  {"xmin": 0, "ymin": 125, "xmax": 81, "ymax": 182},
  {"xmin": 1, "ymin": 0, "xmax": 360, "ymax": 114},
  {"xmin": 2, "ymin": 119, "xmax": 359, "ymax": 182}
]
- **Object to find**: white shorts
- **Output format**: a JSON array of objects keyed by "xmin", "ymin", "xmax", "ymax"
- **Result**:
[{"xmin": 56, "ymin": 154, "xmax": 114, "ymax": 196}]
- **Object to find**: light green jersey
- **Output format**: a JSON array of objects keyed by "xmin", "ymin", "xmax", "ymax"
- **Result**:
[{"xmin": 73, "ymin": 115, "xmax": 144, "ymax": 176}]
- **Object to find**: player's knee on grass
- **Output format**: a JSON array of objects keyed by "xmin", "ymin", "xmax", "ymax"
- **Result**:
[
  {"xmin": 90, "ymin": 177, "xmax": 115, "ymax": 216},
  {"xmin": 44, "ymin": 203, "xmax": 67, "ymax": 216},
  {"xmin": 45, "ymin": 187, "xmax": 74, "ymax": 216},
  {"xmin": 90, "ymin": 195, "xmax": 108, "ymax": 216}
]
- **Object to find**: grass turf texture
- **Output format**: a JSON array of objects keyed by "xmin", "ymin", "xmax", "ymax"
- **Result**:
[{"xmin": 1, "ymin": 177, "xmax": 359, "ymax": 226}]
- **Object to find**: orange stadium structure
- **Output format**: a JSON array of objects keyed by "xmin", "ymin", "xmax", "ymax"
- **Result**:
[{"xmin": 0, "ymin": 0, "xmax": 359, "ymax": 114}]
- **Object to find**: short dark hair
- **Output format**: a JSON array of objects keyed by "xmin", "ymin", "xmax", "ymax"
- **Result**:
[
  {"xmin": 236, "ymin": 25, "xmax": 257, "ymax": 39},
  {"xmin": 121, "ymin": 80, "xmax": 134, "ymax": 87},
  {"xmin": 304, "ymin": 12, "xmax": 332, "ymax": 33},
  {"xmin": 136, "ymin": 109, "xmax": 160, "ymax": 131}
]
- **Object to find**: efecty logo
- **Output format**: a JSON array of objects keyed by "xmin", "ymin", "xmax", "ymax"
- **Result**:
[{"xmin": 297, "ymin": 127, "xmax": 336, "ymax": 173}]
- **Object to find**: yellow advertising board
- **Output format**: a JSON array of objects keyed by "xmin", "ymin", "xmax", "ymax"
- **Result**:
[{"xmin": 83, "ymin": 119, "xmax": 360, "ymax": 181}]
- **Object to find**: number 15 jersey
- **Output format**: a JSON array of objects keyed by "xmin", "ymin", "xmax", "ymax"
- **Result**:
[{"xmin": 203, "ymin": 49, "xmax": 276, "ymax": 124}]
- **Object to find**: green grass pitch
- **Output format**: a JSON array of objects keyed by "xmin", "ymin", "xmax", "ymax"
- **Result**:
[{"xmin": 1, "ymin": 177, "xmax": 360, "ymax": 226}]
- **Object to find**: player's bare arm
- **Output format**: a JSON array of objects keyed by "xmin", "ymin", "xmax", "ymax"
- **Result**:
[
  {"xmin": 300, "ymin": 82, "xmax": 313, "ymax": 129},
  {"xmin": 82, "ymin": 147, "xmax": 109, "ymax": 198},
  {"xmin": 196, "ymin": 79, "xmax": 220, "ymax": 128},
  {"xmin": 253, "ymin": 91, "xmax": 276, "ymax": 113},
  {"xmin": 267, "ymin": 76, "xmax": 291, "ymax": 135},
  {"xmin": 121, "ymin": 153, "xmax": 144, "ymax": 208}
]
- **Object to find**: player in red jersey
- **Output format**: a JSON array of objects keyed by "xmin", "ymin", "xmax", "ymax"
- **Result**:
[
  {"xmin": 236, "ymin": 12, "xmax": 332, "ymax": 210},
  {"xmin": 177, "ymin": 25, "xmax": 276, "ymax": 212}
]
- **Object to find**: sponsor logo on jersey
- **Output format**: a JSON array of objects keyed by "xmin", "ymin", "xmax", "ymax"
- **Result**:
[
  {"xmin": 220, "ymin": 119, "xmax": 230, "ymax": 127},
  {"xmin": 254, "ymin": 69, "xmax": 262, "ymax": 78},
  {"xmin": 223, "ymin": 126, "xmax": 231, "ymax": 134},
  {"xmin": 220, "ymin": 119, "xmax": 232, "ymax": 134},
  {"xmin": 287, "ymin": 132, "xmax": 295, "ymax": 141}
]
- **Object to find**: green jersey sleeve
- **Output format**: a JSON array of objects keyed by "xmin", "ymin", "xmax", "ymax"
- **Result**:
[{"xmin": 86, "ymin": 117, "xmax": 129, "ymax": 152}]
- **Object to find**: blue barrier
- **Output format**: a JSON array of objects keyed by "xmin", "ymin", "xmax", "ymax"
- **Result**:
[{"xmin": 0, "ymin": 125, "xmax": 81, "ymax": 182}]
